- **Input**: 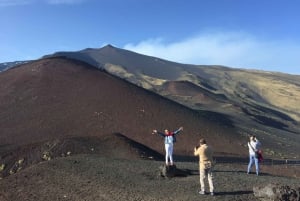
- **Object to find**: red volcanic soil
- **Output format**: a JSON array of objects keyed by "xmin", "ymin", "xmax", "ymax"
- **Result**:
[{"xmin": 0, "ymin": 57, "xmax": 242, "ymax": 155}]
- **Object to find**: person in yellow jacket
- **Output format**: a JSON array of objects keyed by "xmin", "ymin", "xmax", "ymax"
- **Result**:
[{"xmin": 194, "ymin": 138, "xmax": 215, "ymax": 196}]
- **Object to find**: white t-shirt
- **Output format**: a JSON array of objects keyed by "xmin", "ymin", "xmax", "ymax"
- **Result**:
[
  {"xmin": 166, "ymin": 136, "xmax": 173, "ymax": 144},
  {"xmin": 248, "ymin": 140, "xmax": 261, "ymax": 155}
]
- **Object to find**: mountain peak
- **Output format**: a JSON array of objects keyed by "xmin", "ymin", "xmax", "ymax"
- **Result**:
[{"xmin": 102, "ymin": 44, "xmax": 116, "ymax": 49}]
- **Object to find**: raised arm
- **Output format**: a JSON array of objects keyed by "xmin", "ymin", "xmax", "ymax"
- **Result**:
[
  {"xmin": 173, "ymin": 126, "xmax": 183, "ymax": 135},
  {"xmin": 194, "ymin": 146, "xmax": 200, "ymax": 156},
  {"xmin": 152, "ymin": 129, "xmax": 165, "ymax": 137}
]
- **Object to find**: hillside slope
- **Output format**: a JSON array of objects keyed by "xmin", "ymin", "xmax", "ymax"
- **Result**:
[
  {"xmin": 44, "ymin": 45, "xmax": 300, "ymax": 124},
  {"xmin": 43, "ymin": 45, "xmax": 300, "ymax": 159},
  {"xmin": 0, "ymin": 57, "xmax": 244, "ymax": 158}
]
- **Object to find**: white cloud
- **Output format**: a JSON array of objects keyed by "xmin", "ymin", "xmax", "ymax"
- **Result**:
[{"xmin": 124, "ymin": 32, "xmax": 300, "ymax": 74}]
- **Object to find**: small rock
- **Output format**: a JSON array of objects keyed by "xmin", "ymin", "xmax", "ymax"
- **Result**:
[
  {"xmin": 42, "ymin": 151, "xmax": 51, "ymax": 161},
  {"xmin": 253, "ymin": 183, "xmax": 299, "ymax": 201},
  {"xmin": 0, "ymin": 164, "xmax": 5, "ymax": 171},
  {"xmin": 18, "ymin": 158, "xmax": 24, "ymax": 164}
]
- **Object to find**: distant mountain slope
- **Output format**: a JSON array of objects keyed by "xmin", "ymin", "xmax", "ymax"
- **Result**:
[
  {"xmin": 44, "ymin": 45, "xmax": 300, "ymax": 121},
  {"xmin": 44, "ymin": 45, "xmax": 187, "ymax": 80},
  {"xmin": 0, "ymin": 61, "xmax": 29, "ymax": 72},
  {"xmin": 0, "ymin": 57, "xmax": 245, "ymax": 158},
  {"xmin": 44, "ymin": 45, "xmax": 300, "ymax": 137}
]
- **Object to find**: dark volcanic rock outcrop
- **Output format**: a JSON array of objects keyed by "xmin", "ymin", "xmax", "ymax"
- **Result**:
[{"xmin": 253, "ymin": 183, "xmax": 300, "ymax": 201}]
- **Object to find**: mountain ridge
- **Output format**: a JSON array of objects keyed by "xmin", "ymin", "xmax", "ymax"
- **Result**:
[
  {"xmin": 1, "ymin": 46, "xmax": 300, "ymax": 160},
  {"xmin": 44, "ymin": 45, "xmax": 300, "ymax": 125}
]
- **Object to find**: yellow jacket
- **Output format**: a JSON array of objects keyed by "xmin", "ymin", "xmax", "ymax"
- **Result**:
[{"xmin": 194, "ymin": 144, "xmax": 214, "ymax": 169}]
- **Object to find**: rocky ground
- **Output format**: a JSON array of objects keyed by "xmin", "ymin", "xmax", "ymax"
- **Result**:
[{"xmin": 0, "ymin": 154, "xmax": 299, "ymax": 201}]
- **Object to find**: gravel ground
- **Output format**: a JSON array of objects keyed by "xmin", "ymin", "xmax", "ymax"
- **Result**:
[{"xmin": 0, "ymin": 154, "xmax": 299, "ymax": 201}]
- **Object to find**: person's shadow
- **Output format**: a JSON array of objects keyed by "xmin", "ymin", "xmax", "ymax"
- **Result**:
[{"xmin": 215, "ymin": 190, "xmax": 253, "ymax": 196}]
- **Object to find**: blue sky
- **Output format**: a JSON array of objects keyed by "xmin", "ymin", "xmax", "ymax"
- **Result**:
[{"xmin": 1, "ymin": 0, "xmax": 300, "ymax": 75}]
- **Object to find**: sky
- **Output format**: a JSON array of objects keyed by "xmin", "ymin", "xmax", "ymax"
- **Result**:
[{"xmin": 1, "ymin": 0, "xmax": 300, "ymax": 75}]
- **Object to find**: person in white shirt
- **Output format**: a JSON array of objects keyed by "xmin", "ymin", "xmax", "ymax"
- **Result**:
[{"xmin": 247, "ymin": 135, "xmax": 261, "ymax": 175}]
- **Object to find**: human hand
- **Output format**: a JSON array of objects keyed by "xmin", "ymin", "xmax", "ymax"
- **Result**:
[{"xmin": 152, "ymin": 130, "xmax": 157, "ymax": 134}]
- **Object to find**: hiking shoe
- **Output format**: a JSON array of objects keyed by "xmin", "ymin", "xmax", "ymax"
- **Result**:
[{"xmin": 199, "ymin": 191, "xmax": 205, "ymax": 195}]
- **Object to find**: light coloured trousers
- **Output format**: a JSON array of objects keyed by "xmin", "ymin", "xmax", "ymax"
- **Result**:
[
  {"xmin": 199, "ymin": 167, "xmax": 214, "ymax": 193},
  {"xmin": 164, "ymin": 143, "xmax": 173, "ymax": 164},
  {"xmin": 247, "ymin": 154, "xmax": 259, "ymax": 175}
]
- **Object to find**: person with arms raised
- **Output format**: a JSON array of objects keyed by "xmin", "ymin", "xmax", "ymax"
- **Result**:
[{"xmin": 152, "ymin": 126, "xmax": 183, "ymax": 166}]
